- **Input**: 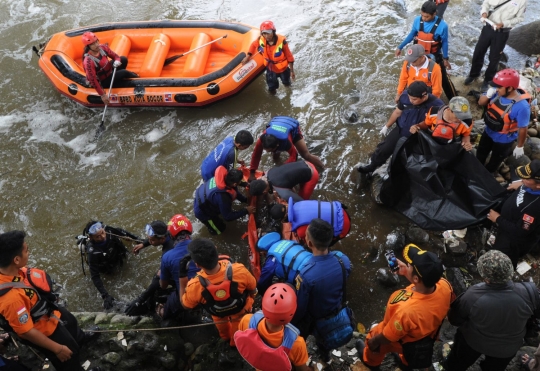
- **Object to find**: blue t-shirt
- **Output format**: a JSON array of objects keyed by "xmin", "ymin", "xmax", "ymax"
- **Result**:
[
  {"xmin": 160, "ymin": 239, "xmax": 199, "ymax": 288},
  {"xmin": 484, "ymin": 94, "xmax": 530, "ymax": 143},
  {"xmin": 398, "ymin": 16, "xmax": 449, "ymax": 58}
]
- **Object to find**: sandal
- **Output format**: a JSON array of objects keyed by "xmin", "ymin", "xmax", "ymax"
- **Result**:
[
  {"xmin": 522, "ymin": 353, "xmax": 534, "ymax": 371},
  {"xmin": 155, "ymin": 303, "xmax": 165, "ymax": 319}
]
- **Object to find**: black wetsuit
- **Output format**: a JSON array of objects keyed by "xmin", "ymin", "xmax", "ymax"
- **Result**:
[{"xmin": 87, "ymin": 235, "xmax": 127, "ymax": 298}]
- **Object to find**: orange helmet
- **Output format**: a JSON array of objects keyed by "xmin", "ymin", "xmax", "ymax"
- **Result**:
[
  {"xmin": 82, "ymin": 31, "xmax": 98, "ymax": 46},
  {"xmin": 167, "ymin": 214, "xmax": 193, "ymax": 237},
  {"xmin": 262, "ymin": 283, "xmax": 297, "ymax": 325},
  {"xmin": 260, "ymin": 21, "xmax": 276, "ymax": 33},
  {"xmin": 491, "ymin": 68, "xmax": 520, "ymax": 89}
]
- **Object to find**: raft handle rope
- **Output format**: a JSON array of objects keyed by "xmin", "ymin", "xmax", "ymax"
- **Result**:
[{"xmin": 80, "ymin": 318, "xmax": 241, "ymax": 333}]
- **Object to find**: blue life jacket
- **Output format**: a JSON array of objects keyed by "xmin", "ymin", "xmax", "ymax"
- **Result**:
[
  {"xmin": 194, "ymin": 177, "xmax": 235, "ymax": 217},
  {"xmin": 257, "ymin": 232, "xmax": 311, "ymax": 283},
  {"xmin": 200, "ymin": 137, "xmax": 236, "ymax": 181},
  {"xmin": 265, "ymin": 116, "xmax": 299, "ymax": 142},
  {"xmin": 288, "ymin": 197, "xmax": 344, "ymax": 237}
]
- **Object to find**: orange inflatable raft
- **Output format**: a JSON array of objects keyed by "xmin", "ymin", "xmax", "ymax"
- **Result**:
[{"xmin": 35, "ymin": 20, "xmax": 265, "ymax": 107}]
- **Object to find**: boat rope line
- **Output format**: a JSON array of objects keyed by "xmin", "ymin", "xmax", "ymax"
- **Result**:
[{"xmin": 83, "ymin": 318, "xmax": 241, "ymax": 333}]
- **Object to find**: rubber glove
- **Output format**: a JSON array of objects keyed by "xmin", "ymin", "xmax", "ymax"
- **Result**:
[
  {"xmin": 113, "ymin": 60, "xmax": 122, "ymax": 68},
  {"xmin": 102, "ymin": 294, "xmax": 115, "ymax": 310},
  {"xmin": 125, "ymin": 298, "xmax": 143, "ymax": 316},
  {"xmin": 513, "ymin": 146, "xmax": 524, "ymax": 158},
  {"xmin": 486, "ymin": 87, "xmax": 497, "ymax": 99},
  {"xmin": 379, "ymin": 126, "xmax": 389, "ymax": 137},
  {"xmin": 178, "ymin": 255, "xmax": 192, "ymax": 279}
]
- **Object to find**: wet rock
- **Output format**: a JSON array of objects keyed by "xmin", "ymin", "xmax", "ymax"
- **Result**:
[
  {"xmin": 134, "ymin": 316, "xmax": 154, "ymax": 327},
  {"xmin": 529, "ymin": 128, "xmax": 538, "ymax": 137},
  {"xmin": 142, "ymin": 333, "xmax": 160, "ymax": 353},
  {"xmin": 346, "ymin": 111, "xmax": 359, "ymax": 122},
  {"xmin": 159, "ymin": 353, "xmax": 177, "ymax": 369},
  {"xmin": 103, "ymin": 352, "xmax": 122, "ymax": 365},
  {"xmin": 110, "ymin": 314, "xmax": 138, "ymax": 326},
  {"xmin": 385, "ymin": 232, "xmax": 406, "ymax": 251},
  {"xmin": 108, "ymin": 337, "xmax": 126, "ymax": 353},
  {"xmin": 126, "ymin": 340, "xmax": 144, "ymax": 356},
  {"xmin": 184, "ymin": 342, "xmax": 195, "ymax": 356},
  {"xmin": 505, "ymin": 153, "xmax": 531, "ymax": 168},
  {"xmin": 163, "ymin": 335, "xmax": 184, "ymax": 352},
  {"xmin": 376, "ymin": 268, "xmax": 401, "ymax": 287},
  {"xmin": 406, "ymin": 226, "xmax": 429, "ymax": 244},
  {"xmin": 527, "ymin": 137, "xmax": 540, "ymax": 160},
  {"xmin": 193, "ymin": 343, "xmax": 210, "ymax": 363},
  {"xmin": 370, "ymin": 164, "xmax": 389, "ymax": 204},
  {"xmin": 507, "ymin": 20, "xmax": 540, "ymax": 56},
  {"xmin": 446, "ymin": 238, "xmax": 468, "ymax": 256},
  {"xmin": 445, "ymin": 267, "xmax": 468, "ymax": 296},
  {"xmin": 94, "ymin": 312, "xmax": 111, "ymax": 325}
]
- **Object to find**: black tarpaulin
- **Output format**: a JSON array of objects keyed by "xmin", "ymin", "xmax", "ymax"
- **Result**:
[{"xmin": 379, "ymin": 131, "xmax": 507, "ymax": 231}]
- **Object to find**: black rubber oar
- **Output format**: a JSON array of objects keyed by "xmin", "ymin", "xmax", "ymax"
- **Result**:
[
  {"xmin": 94, "ymin": 67, "xmax": 117, "ymax": 139},
  {"xmin": 163, "ymin": 34, "xmax": 228, "ymax": 67}
]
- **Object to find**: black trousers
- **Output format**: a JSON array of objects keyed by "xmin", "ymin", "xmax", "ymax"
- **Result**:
[
  {"xmin": 475, "ymin": 131, "xmax": 513, "ymax": 173},
  {"xmin": 435, "ymin": 1, "xmax": 449, "ymax": 18},
  {"xmin": 369, "ymin": 126, "xmax": 402, "ymax": 169},
  {"xmin": 435, "ymin": 53, "xmax": 456, "ymax": 100},
  {"xmin": 468, "ymin": 25, "xmax": 510, "ymax": 83},
  {"xmin": 444, "ymin": 329, "xmax": 514, "ymax": 371},
  {"xmin": 100, "ymin": 56, "xmax": 138, "ymax": 88}
]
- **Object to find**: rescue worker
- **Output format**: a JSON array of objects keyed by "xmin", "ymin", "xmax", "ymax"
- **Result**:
[
  {"xmin": 409, "ymin": 96, "xmax": 474, "ymax": 150},
  {"xmin": 429, "ymin": 0, "xmax": 450, "ymax": 18},
  {"xmin": 476, "ymin": 69, "xmax": 531, "ymax": 174},
  {"xmin": 125, "ymin": 220, "xmax": 174, "ymax": 316},
  {"xmin": 234, "ymin": 283, "xmax": 313, "ymax": 371},
  {"xmin": 291, "ymin": 219, "xmax": 351, "ymax": 362},
  {"xmin": 179, "ymin": 238, "xmax": 257, "ymax": 348},
  {"xmin": 82, "ymin": 31, "xmax": 138, "ymax": 105},
  {"xmin": 357, "ymin": 81, "xmax": 444, "ymax": 174},
  {"xmin": 443, "ymin": 250, "xmax": 540, "ymax": 371},
  {"xmin": 487, "ymin": 161, "xmax": 540, "ymax": 268},
  {"xmin": 396, "ymin": 1, "xmax": 456, "ymax": 100},
  {"xmin": 355, "ymin": 244, "xmax": 453, "ymax": 370},
  {"xmin": 269, "ymin": 197, "xmax": 351, "ymax": 246},
  {"xmin": 194, "ymin": 166, "xmax": 255, "ymax": 235},
  {"xmin": 200, "ymin": 130, "xmax": 254, "ymax": 182},
  {"xmin": 463, "ymin": 0, "xmax": 527, "ymax": 90},
  {"xmin": 156, "ymin": 214, "xmax": 200, "ymax": 320},
  {"xmin": 249, "ymin": 116, "xmax": 324, "ymax": 181},
  {"xmin": 0, "ymin": 231, "xmax": 100, "ymax": 371},
  {"xmin": 80, "ymin": 221, "xmax": 130, "ymax": 310},
  {"xmin": 250, "ymin": 161, "xmax": 320, "ymax": 202},
  {"xmin": 241, "ymin": 21, "xmax": 295, "ymax": 94}
]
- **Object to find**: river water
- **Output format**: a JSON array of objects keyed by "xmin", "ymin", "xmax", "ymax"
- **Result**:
[{"xmin": 1, "ymin": 0, "xmax": 539, "ymax": 325}]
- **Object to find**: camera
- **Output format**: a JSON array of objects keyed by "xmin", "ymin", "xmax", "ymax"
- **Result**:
[{"xmin": 385, "ymin": 250, "xmax": 399, "ymax": 272}]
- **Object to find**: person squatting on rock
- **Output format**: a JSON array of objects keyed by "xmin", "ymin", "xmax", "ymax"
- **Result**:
[
  {"xmin": 81, "ymin": 31, "xmax": 138, "ymax": 105},
  {"xmin": 242, "ymin": 21, "xmax": 295, "ymax": 95},
  {"xmin": 290, "ymin": 219, "xmax": 351, "ymax": 362},
  {"xmin": 0, "ymin": 231, "xmax": 100, "ymax": 371},
  {"xmin": 80, "ymin": 221, "xmax": 128, "ymax": 310},
  {"xmin": 463, "ymin": 0, "xmax": 528, "ymax": 90},
  {"xmin": 249, "ymin": 116, "xmax": 324, "ymax": 182},
  {"xmin": 487, "ymin": 160, "xmax": 540, "ymax": 267},
  {"xmin": 476, "ymin": 68, "xmax": 531, "ymax": 174},
  {"xmin": 125, "ymin": 220, "xmax": 174, "ymax": 316},
  {"xmin": 235, "ymin": 283, "xmax": 313, "ymax": 371},
  {"xmin": 357, "ymin": 81, "xmax": 444, "ymax": 174},
  {"xmin": 443, "ymin": 250, "xmax": 540, "ymax": 371},
  {"xmin": 193, "ymin": 167, "xmax": 255, "ymax": 235},
  {"xmin": 200, "ymin": 130, "xmax": 254, "ymax": 182},
  {"xmin": 355, "ymin": 244, "xmax": 453, "ymax": 371},
  {"xmin": 179, "ymin": 238, "xmax": 257, "ymax": 347},
  {"xmin": 409, "ymin": 95, "xmax": 474, "ymax": 150}
]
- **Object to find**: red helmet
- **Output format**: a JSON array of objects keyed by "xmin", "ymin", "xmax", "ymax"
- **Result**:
[
  {"xmin": 167, "ymin": 214, "xmax": 193, "ymax": 237},
  {"xmin": 262, "ymin": 283, "xmax": 297, "ymax": 325},
  {"xmin": 260, "ymin": 21, "xmax": 276, "ymax": 33},
  {"xmin": 492, "ymin": 68, "xmax": 520, "ymax": 89},
  {"xmin": 82, "ymin": 31, "xmax": 98, "ymax": 46}
]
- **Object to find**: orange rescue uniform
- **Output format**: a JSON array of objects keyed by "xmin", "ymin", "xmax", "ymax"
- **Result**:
[
  {"xmin": 397, "ymin": 58, "xmax": 443, "ymax": 98},
  {"xmin": 248, "ymin": 36, "xmax": 294, "ymax": 74},
  {"xmin": 0, "ymin": 269, "xmax": 61, "ymax": 337},
  {"xmin": 238, "ymin": 314, "xmax": 309, "ymax": 368},
  {"xmin": 425, "ymin": 106, "xmax": 473, "ymax": 139},
  {"xmin": 182, "ymin": 260, "xmax": 256, "ymax": 346}
]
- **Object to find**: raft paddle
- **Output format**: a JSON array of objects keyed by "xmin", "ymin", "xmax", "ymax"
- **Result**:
[
  {"xmin": 95, "ymin": 67, "xmax": 117, "ymax": 139},
  {"xmin": 163, "ymin": 34, "xmax": 228, "ymax": 67}
]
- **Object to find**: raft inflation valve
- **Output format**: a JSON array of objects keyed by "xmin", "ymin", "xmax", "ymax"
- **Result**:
[
  {"xmin": 68, "ymin": 84, "xmax": 78, "ymax": 95},
  {"xmin": 207, "ymin": 83, "xmax": 220, "ymax": 95}
]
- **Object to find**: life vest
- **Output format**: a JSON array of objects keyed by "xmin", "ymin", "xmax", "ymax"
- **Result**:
[
  {"xmin": 0, "ymin": 268, "xmax": 59, "ymax": 329},
  {"xmin": 484, "ymin": 89, "xmax": 532, "ymax": 134},
  {"xmin": 406, "ymin": 58, "xmax": 436, "ymax": 87},
  {"xmin": 265, "ymin": 116, "xmax": 299, "ymax": 142},
  {"xmin": 83, "ymin": 47, "xmax": 112, "ymax": 79},
  {"xmin": 288, "ymin": 197, "xmax": 345, "ymax": 237},
  {"xmin": 195, "ymin": 166, "xmax": 238, "ymax": 216},
  {"xmin": 234, "ymin": 311, "xmax": 299, "ymax": 371},
  {"xmin": 198, "ymin": 261, "xmax": 249, "ymax": 317},
  {"xmin": 258, "ymin": 35, "xmax": 289, "ymax": 72},
  {"xmin": 257, "ymin": 232, "xmax": 312, "ymax": 283},
  {"xmin": 430, "ymin": 106, "xmax": 469, "ymax": 143},
  {"xmin": 200, "ymin": 137, "xmax": 236, "ymax": 181},
  {"xmin": 415, "ymin": 17, "xmax": 441, "ymax": 55}
]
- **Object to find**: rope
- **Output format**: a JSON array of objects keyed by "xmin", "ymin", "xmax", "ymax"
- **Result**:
[
  {"xmin": 105, "ymin": 232, "xmax": 143, "ymax": 243},
  {"xmin": 86, "ymin": 318, "xmax": 241, "ymax": 333}
]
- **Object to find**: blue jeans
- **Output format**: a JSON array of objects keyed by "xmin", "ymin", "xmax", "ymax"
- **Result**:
[{"xmin": 265, "ymin": 66, "xmax": 291, "ymax": 91}]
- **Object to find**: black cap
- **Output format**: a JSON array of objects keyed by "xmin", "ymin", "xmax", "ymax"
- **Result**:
[
  {"xmin": 403, "ymin": 244, "xmax": 444, "ymax": 287},
  {"xmin": 407, "ymin": 81, "xmax": 429, "ymax": 98},
  {"xmin": 516, "ymin": 160, "xmax": 540, "ymax": 181}
]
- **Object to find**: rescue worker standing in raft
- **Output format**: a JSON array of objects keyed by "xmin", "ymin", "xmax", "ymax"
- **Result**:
[
  {"xmin": 241, "ymin": 21, "xmax": 295, "ymax": 95},
  {"xmin": 396, "ymin": 1, "xmax": 456, "ymax": 100},
  {"xmin": 194, "ymin": 166, "xmax": 255, "ymax": 235},
  {"xmin": 82, "ymin": 31, "xmax": 138, "ymax": 105},
  {"xmin": 476, "ymin": 68, "xmax": 531, "ymax": 175}
]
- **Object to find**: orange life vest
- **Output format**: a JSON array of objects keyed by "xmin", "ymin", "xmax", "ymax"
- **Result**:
[
  {"xmin": 258, "ymin": 35, "xmax": 289, "ymax": 72},
  {"xmin": 214, "ymin": 166, "xmax": 238, "ymax": 200},
  {"xmin": 484, "ymin": 89, "xmax": 532, "ymax": 134},
  {"xmin": 415, "ymin": 17, "xmax": 441, "ymax": 55},
  {"xmin": 430, "ymin": 106, "xmax": 468, "ymax": 143}
]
